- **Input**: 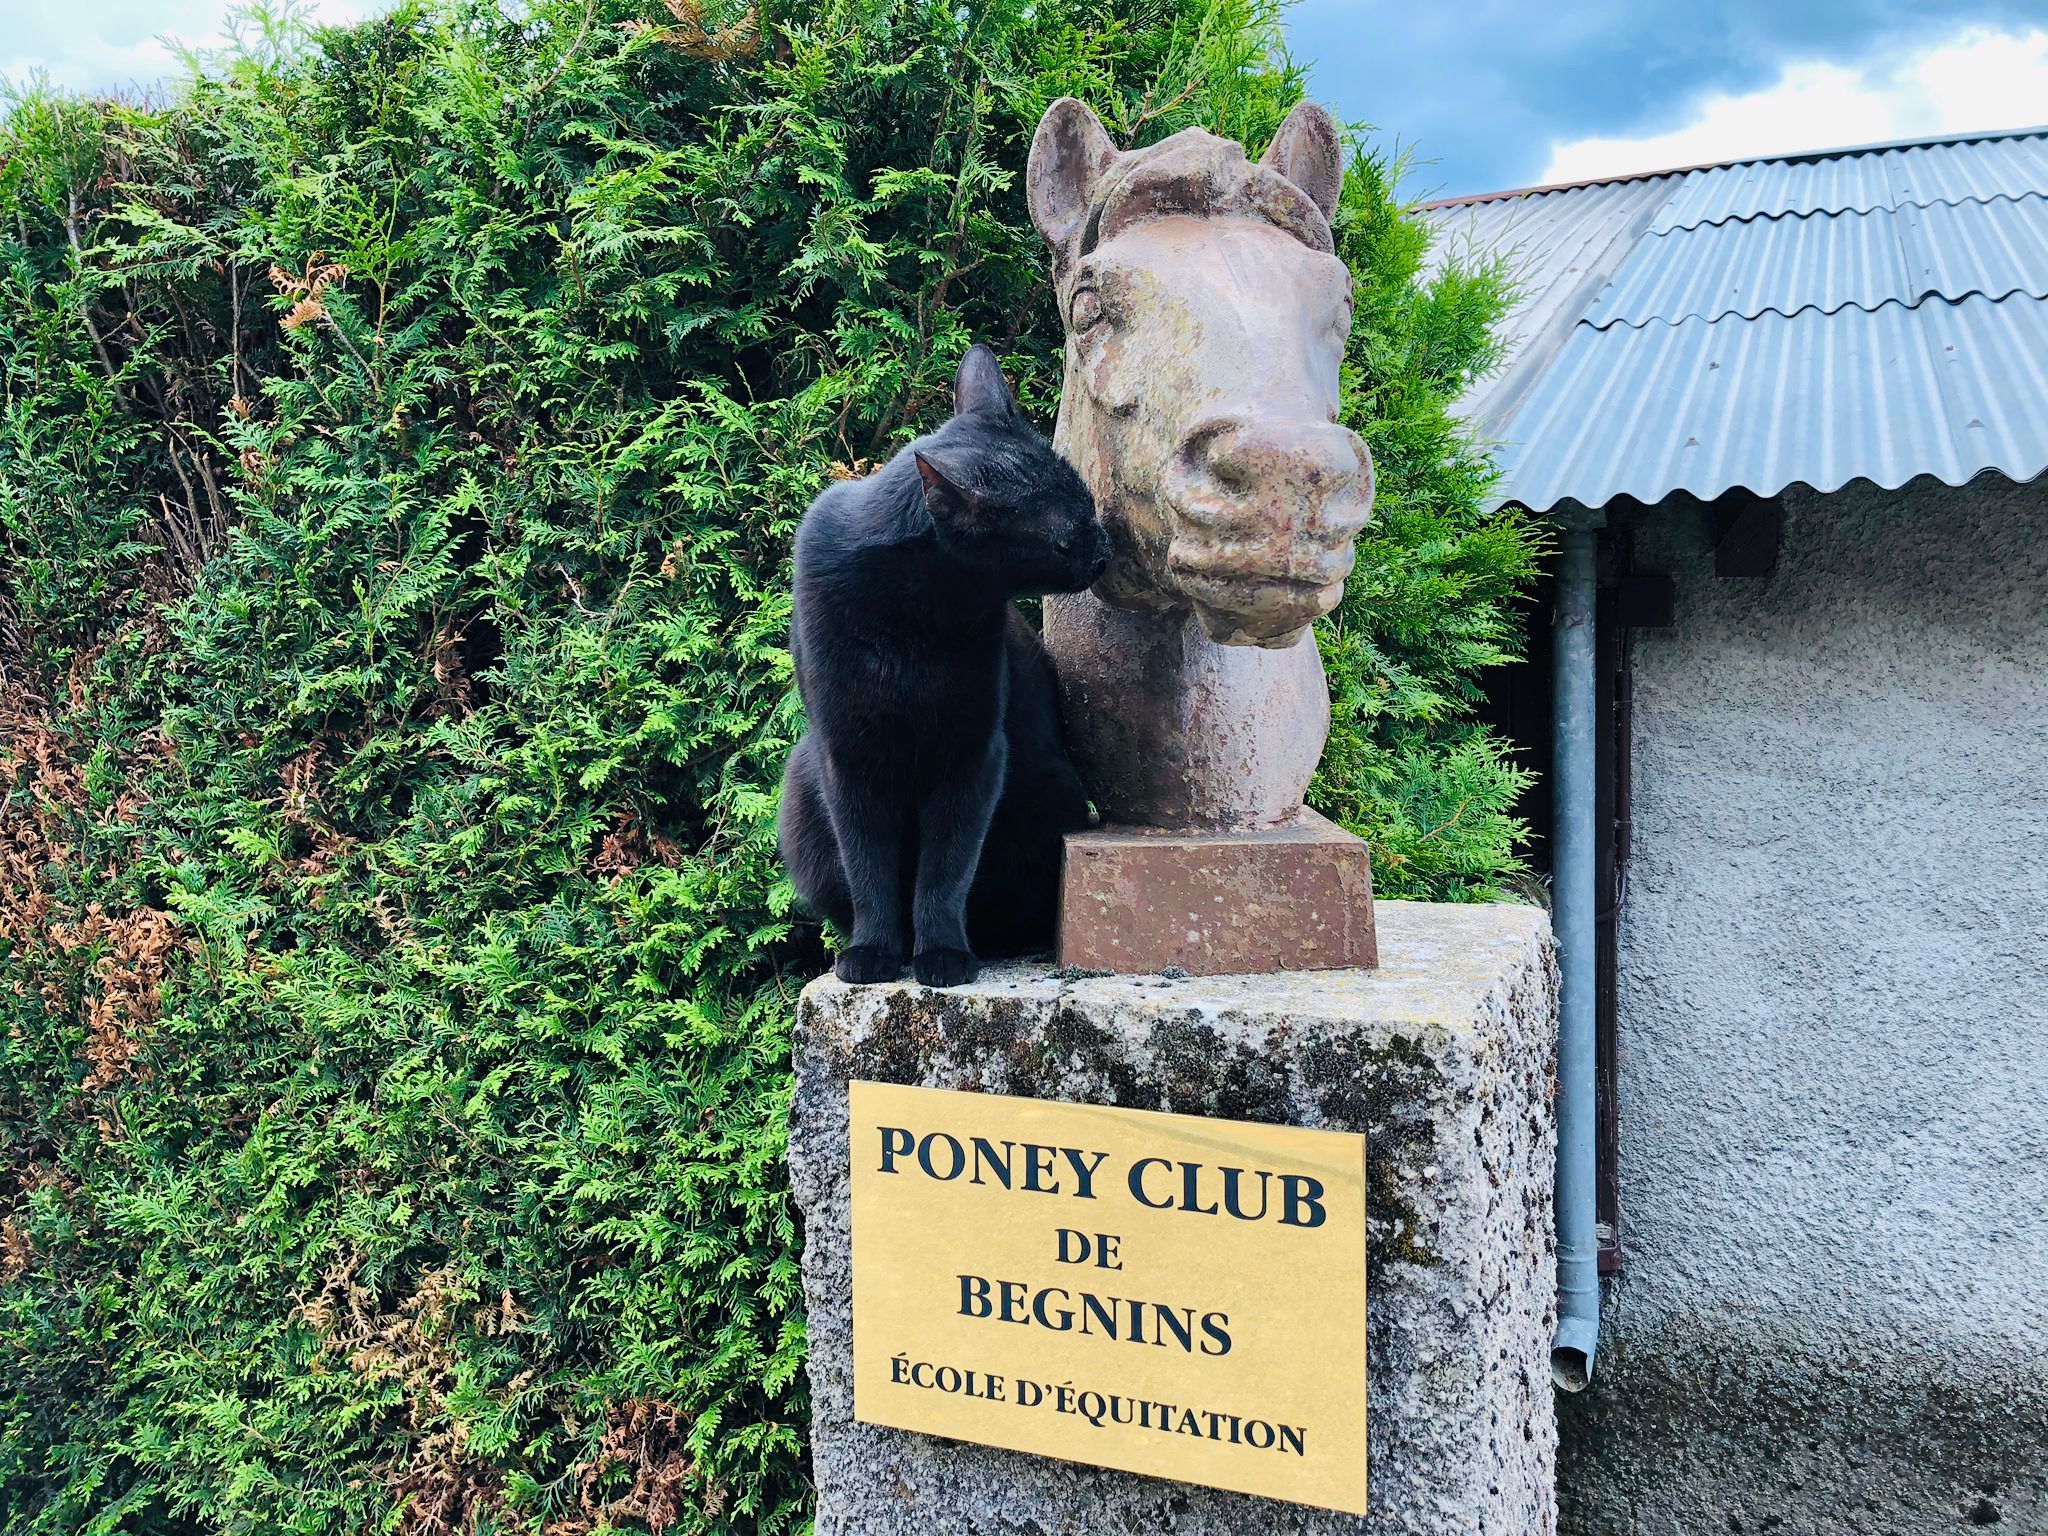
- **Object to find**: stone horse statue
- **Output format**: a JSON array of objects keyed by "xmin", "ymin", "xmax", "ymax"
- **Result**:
[
  {"xmin": 1026, "ymin": 97, "xmax": 1380, "ymax": 973},
  {"xmin": 1027, "ymin": 97, "xmax": 1374, "ymax": 832}
]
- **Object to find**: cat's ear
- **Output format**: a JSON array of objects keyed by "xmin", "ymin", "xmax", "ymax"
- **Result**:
[
  {"xmin": 914, "ymin": 451, "xmax": 991, "ymax": 532},
  {"xmin": 954, "ymin": 343, "xmax": 1018, "ymax": 420}
]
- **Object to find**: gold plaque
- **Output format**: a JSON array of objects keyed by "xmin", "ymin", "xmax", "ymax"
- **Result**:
[{"xmin": 849, "ymin": 1081, "xmax": 1368, "ymax": 1515}]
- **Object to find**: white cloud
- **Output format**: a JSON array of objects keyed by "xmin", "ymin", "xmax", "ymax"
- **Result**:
[
  {"xmin": 3, "ymin": 1, "xmax": 392, "ymax": 98},
  {"xmin": 1538, "ymin": 25, "xmax": 2048, "ymax": 185}
]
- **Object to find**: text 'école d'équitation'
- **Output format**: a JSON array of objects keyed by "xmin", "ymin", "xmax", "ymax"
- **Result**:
[{"xmin": 887, "ymin": 1354, "xmax": 1311, "ymax": 1456}]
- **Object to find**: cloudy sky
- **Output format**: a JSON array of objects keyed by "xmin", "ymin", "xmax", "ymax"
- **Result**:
[
  {"xmin": 6, "ymin": 1, "xmax": 2048, "ymax": 196},
  {"xmin": 1, "ymin": 1, "xmax": 385, "ymax": 99},
  {"xmin": 1290, "ymin": 0, "xmax": 2048, "ymax": 195}
]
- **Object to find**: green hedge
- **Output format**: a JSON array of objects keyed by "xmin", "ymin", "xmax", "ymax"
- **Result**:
[{"xmin": 0, "ymin": 0, "xmax": 1534, "ymax": 1530}]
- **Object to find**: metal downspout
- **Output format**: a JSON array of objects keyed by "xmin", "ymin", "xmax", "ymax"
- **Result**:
[{"xmin": 1551, "ymin": 523, "xmax": 1601, "ymax": 1391}]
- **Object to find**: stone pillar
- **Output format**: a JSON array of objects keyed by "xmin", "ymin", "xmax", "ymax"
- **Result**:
[{"xmin": 788, "ymin": 901, "xmax": 1560, "ymax": 1535}]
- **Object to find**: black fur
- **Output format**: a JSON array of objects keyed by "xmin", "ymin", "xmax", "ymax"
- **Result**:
[{"xmin": 779, "ymin": 344, "xmax": 1109, "ymax": 987}]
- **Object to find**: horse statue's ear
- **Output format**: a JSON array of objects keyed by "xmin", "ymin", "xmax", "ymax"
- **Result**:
[
  {"xmin": 953, "ymin": 343, "xmax": 1018, "ymax": 420},
  {"xmin": 1028, "ymin": 97, "xmax": 1119, "ymax": 252},
  {"xmin": 1259, "ymin": 101, "xmax": 1344, "ymax": 221}
]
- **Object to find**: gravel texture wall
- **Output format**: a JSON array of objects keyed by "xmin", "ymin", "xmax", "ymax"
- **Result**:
[{"xmin": 1562, "ymin": 475, "xmax": 2048, "ymax": 1534}]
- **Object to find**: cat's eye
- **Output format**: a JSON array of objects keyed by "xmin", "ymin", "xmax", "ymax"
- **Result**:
[{"xmin": 1070, "ymin": 287, "xmax": 1105, "ymax": 332}]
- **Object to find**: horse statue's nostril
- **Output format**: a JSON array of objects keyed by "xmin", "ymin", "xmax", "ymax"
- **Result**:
[
  {"xmin": 1180, "ymin": 416, "xmax": 1365, "ymax": 508},
  {"xmin": 1206, "ymin": 445, "xmax": 1259, "ymax": 494},
  {"xmin": 1177, "ymin": 415, "xmax": 1251, "ymax": 489}
]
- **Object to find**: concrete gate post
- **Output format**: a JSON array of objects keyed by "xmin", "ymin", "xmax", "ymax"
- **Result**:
[{"xmin": 788, "ymin": 901, "xmax": 1561, "ymax": 1534}]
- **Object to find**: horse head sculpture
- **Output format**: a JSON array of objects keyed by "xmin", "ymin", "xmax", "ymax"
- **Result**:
[
  {"xmin": 1028, "ymin": 98, "xmax": 1375, "ymax": 828},
  {"xmin": 1029, "ymin": 97, "xmax": 1373, "ymax": 649}
]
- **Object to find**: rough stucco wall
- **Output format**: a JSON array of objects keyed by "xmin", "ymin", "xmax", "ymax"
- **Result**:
[{"xmin": 1560, "ymin": 475, "xmax": 2048, "ymax": 1534}]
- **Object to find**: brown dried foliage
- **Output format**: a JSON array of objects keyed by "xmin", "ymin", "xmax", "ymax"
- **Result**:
[
  {"xmin": 300, "ymin": 1257, "xmax": 528, "ymax": 1535},
  {"xmin": 2, "ymin": 695, "xmax": 185, "ymax": 1093},
  {"xmin": 298, "ymin": 1259, "xmax": 723, "ymax": 1535},
  {"xmin": 63, "ymin": 904, "xmax": 180, "ymax": 1091},
  {"xmin": 0, "ymin": 1217, "xmax": 31, "ymax": 1284},
  {"xmin": 429, "ymin": 623, "xmax": 484, "ymax": 718},
  {"xmin": 592, "ymin": 811, "xmax": 685, "ymax": 876},
  {"xmin": 268, "ymin": 253, "xmax": 349, "ymax": 332},
  {"xmin": 616, "ymin": 0, "xmax": 761, "ymax": 59},
  {"xmin": 0, "ymin": 1164, "xmax": 79, "ymax": 1290},
  {"xmin": 269, "ymin": 744, "xmax": 354, "ymax": 893},
  {"xmin": 0, "ymin": 705, "xmax": 70, "ymax": 955},
  {"xmin": 544, "ymin": 1398, "xmax": 713, "ymax": 1536}
]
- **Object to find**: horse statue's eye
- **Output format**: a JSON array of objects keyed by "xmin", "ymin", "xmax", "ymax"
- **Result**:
[{"xmin": 1069, "ymin": 288, "xmax": 1105, "ymax": 332}]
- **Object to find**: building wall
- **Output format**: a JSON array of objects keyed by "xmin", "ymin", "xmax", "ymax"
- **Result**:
[{"xmin": 1559, "ymin": 475, "xmax": 2048, "ymax": 1535}]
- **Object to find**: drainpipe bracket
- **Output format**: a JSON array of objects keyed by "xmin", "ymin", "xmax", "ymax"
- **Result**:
[{"xmin": 1545, "ymin": 500, "xmax": 1608, "ymax": 534}]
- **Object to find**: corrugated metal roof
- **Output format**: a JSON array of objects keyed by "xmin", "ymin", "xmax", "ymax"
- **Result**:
[
  {"xmin": 1503, "ymin": 294, "xmax": 2048, "ymax": 506},
  {"xmin": 1651, "ymin": 134, "xmax": 2048, "ymax": 230},
  {"xmin": 1584, "ymin": 199, "xmax": 2048, "ymax": 328},
  {"xmin": 1420, "ymin": 177, "xmax": 1675, "ymax": 433},
  {"xmin": 1420, "ymin": 126, "xmax": 2048, "ymax": 512}
]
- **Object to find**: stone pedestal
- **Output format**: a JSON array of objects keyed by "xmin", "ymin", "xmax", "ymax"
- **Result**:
[
  {"xmin": 788, "ymin": 901, "xmax": 1560, "ymax": 1535},
  {"xmin": 1058, "ymin": 809, "xmax": 1376, "ymax": 976}
]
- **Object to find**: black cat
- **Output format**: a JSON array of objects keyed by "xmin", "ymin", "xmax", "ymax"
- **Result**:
[{"xmin": 778, "ymin": 344, "xmax": 1110, "ymax": 987}]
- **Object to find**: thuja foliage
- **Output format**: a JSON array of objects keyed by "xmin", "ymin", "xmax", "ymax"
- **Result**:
[{"xmin": 0, "ymin": 0, "xmax": 1532, "ymax": 1529}]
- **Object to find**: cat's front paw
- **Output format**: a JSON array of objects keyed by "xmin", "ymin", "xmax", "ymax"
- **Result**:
[
  {"xmin": 913, "ymin": 947, "xmax": 980, "ymax": 988},
  {"xmin": 836, "ymin": 944, "xmax": 905, "ymax": 984}
]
